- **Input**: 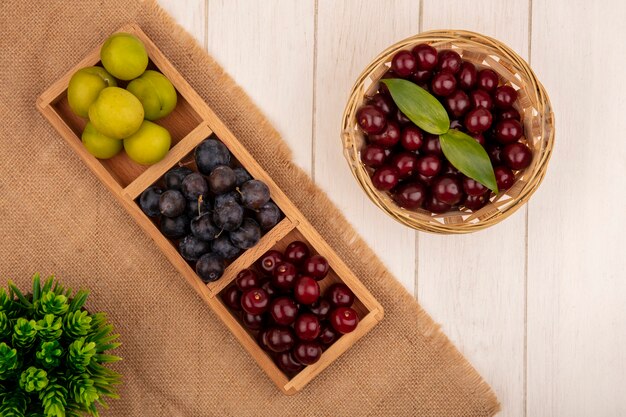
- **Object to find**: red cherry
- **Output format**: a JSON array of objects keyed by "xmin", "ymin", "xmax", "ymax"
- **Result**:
[
  {"xmin": 369, "ymin": 120, "xmax": 401, "ymax": 148},
  {"xmin": 471, "ymin": 133, "xmax": 486, "ymax": 146},
  {"xmin": 463, "ymin": 193, "xmax": 490, "ymax": 210},
  {"xmin": 477, "ymin": 69, "xmax": 499, "ymax": 92},
  {"xmin": 377, "ymin": 70, "xmax": 395, "ymax": 95},
  {"xmin": 494, "ymin": 166, "xmax": 515, "ymax": 189},
  {"xmin": 432, "ymin": 175, "xmax": 464, "ymax": 205},
  {"xmin": 326, "ymin": 283, "xmax": 355, "ymax": 307},
  {"xmin": 356, "ymin": 105, "xmax": 386, "ymax": 134},
  {"xmin": 276, "ymin": 351, "xmax": 304, "ymax": 374},
  {"xmin": 424, "ymin": 194, "xmax": 452, "ymax": 213},
  {"xmin": 368, "ymin": 92, "xmax": 396, "ymax": 116},
  {"xmin": 371, "ymin": 166, "xmax": 400, "ymax": 190},
  {"xmin": 400, "ymin": 126, "xmax": 423, "ymax": 151},
  {"xmin": 417, "ymin": 154, "xmax": 442, "ymax": 177},
  {"xmin": 498, "ymin": 108, "xmax": 521, "ymax": 121},
  {"xmin": 261, "ymin": 280, "xmax": 278, "ymax": 298},
  {"xmin": 395, "ymin": 108, "xmax": 411, "ymax": 125},
  {"xmin": 266, "ymin": 326, "xmax": 296, "ymax": 352},
  {"xmin": 457, "ymin": 62, "xmax": 477, "ymax": 90},
  {"xmin": 257, "ymin": 329, "xmax": 271, "ymax": 351},
  {"xmin": 487, "ymin": 144, "xmax": 503, "ymax": 165},
  {"xmin": 463, "ymin": 177, "xmax": 489, "ymax": 196},
  {"xmin": 330, "ymin": 307, "xmax": 359, "ymax": 334},
  {"xmin": 431, "ymin": 72, "xmax": 457, "ymax": 96},
  {"xmin": 437, "ymin": 49, "xmax": 462, "ymax": 74},
  {"xmin": 412, "ymin": 43, "xmax": 438, "ymax": 70},
  {"xmin": 391, "ymin": 50, "xmax": 417, "ymax": 77},
  {"xmin": 494, "ymin": 119, "xmax": 523, "ymax": 144},
  {"xmin": 445, "ymin": 90, "xmax": 471, "ymax": 118},
  {"xmin": 441, "ymin": 161, "xmax": 461, "ymax": 176},
  {"xmin": 423, "ymin": 134, "xmax": 443, "ymax": 155},
  {"xmin": 258, "ymin": 250, "xmax": 283, "ymax": 274},
  {"xmin": 464, "ymin": 108, "xmax": 493, "ymax": 133},
  {"xmin": 242, "ymin": 312, "xmax": 265, "ymax": 330},
  {"xmin": 302, "ymin": 255, "xmax": 330, "ymax": 280},
  {"xmin": 494, "ymin": 85, "xmax": 518, "ymax": 109},
  {"xmin": 469, "ymin": 89, "xmax": 493, "ymax": 110},
  {"xmin": 391, "ymin": 152, "xmax": 419, "ymax": 179},
  {"xmin": 270, "ymin": 296, "xmax": 298, "ymax": 325},
  {"xmin": 360, "ymin": 144, "xmax": 388, "ymax": 168},
  {"xmin": 272, "ymin": 262, "xmax": 297, "ymax": 290},
  {"xmin": 293, "ymin": 341, "xmax": 323, "ymax": 365},
  {"xmin": 502, "ymin": 142, "xmax": 532, "ymax": 170},
  {"xmin": 235, "ymin": 269, "xmax": 260, "ymax": 291},
  {"xmin": 308, "ymin": 299, "xmax": 331, "ymax": 320},
  {"xmin": 294, "ymin": 313, "xmax": 321, "ymax": 341},
  {"xmin": 393, "ymin": 182, "xmax": 427, "ymax": 209},
  {"xmin": 412, "ymin": 69, "xmax": 433, "ymax": 84},
  {"xmin": 318, "ymin": 322, "xmax": 339, "ymax": 346},
  {"xmin": 284, "ymin": 241, "xmax": 310, "ymax": 265},
  {"xmin": 294, "ymin": 276, "xmax": 320, "ymax": 305},
  {"xmin": 417, "ymin": 173, "xmax": 435, "ymax": 186},
  {"xmin": 221, "ymin": 286, "xmax": 242, "ymax": 311},
  {"xmin": 241, "ymin": 288, "xmax": 269, "ymax": 315}
]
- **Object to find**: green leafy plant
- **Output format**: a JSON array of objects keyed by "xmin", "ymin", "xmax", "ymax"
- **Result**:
[
  {"xmin": 382, "ymin": 78, "xmax": 498, "ymax": 193},
  {"xmin": 0, "ymin": 274, "xmax": 121, "ymax": 417}
]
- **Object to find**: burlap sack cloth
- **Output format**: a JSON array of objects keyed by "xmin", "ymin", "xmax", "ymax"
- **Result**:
[{"xmin": 0, "ymin": 1, "xmax": 500, "ymax": 416}]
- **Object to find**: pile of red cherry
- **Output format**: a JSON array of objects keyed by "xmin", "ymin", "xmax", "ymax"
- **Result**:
[
  {"xmin": 221, "ymin": 240, "xmax": 359, "ymax": 376},
  {"xmin": 357, "ymin": 44, "xmax": 533, "ymax": 213}
]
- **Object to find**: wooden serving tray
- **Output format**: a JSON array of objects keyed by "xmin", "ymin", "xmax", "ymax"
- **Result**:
[{"xmin": 36, "ymin": 24, "xmax": 383, "ymax": 395}]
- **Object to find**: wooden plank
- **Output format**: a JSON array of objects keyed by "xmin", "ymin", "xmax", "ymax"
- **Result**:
[
  {"xmin": 157, "ymin": 0, "xmax": 207, "ymax": 47},
  {"xmin": 315, "ymin": 0, "xmax": 420, "ymax": 294},
  {"xmin": 528, "ymin": 1, "xmax": 626, "ymax": 416},
  {"xmin": 417, "ymin": 2, "xmax": 529, "ymax": 417},
  {"xmin": 205, "ymin": 0, "xmax": 315, "ymax": 174}
]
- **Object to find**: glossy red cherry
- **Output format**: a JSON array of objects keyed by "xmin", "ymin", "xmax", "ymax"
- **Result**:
[
  {"xmin": 330, "ymin": 307, "xmax": 359, "ymax": 334},
  {"xmin": 393, "ymin": 182, "xmax": 427, "ymax": 209},
  {"xmin": 221, "ymin": 286, "xmax": 242, "ymax": 311},
  {"xmin": 303, "ymin": 255, "xmax": 330, "ymax": 280},
  {"xmin": 412, "ymin": 69, "xmax": 432, "ymax": 84},
  {"xmin": 241, "ymin": 288, "xmax": 269, "ymax": 315},
  {"xmin": 319, "ymin": 322, "xmax": 339, "ymax": 346},
  {"xmin": 457, "ymin": 62, "xmax": 477, "ymax": 90},
  {"xmin": 424, "ymin": 194, "xmax": 452, "ymax": 213},
  {"xmin": 412, "ymin": 43, "xmax": 438, "ymax": 70},
  {"xmin": 391, "ymin": 50, "xmax": 417, "ymax": 77},
  {"xmin": 445, "ymin": 90, "xmax": 471, "ymax": 118},
  {"xmin": 423, "ymin": 134, "xmax": 443, "ymax": 155},
  {"xmin": 400, "ymin": 126, "xmax": 423, "ymax": 151},
  {"xmin": 469, "ymin": 89, "xmax": 493, "ymax": 110},
  {"xmin": 431, "ymin": 72, "xmax": 457, "ymax": 96},
  {"xmin": 494, "ymin": 166, "xmax": 515, "ymax": 189},
  {"xmin": 368, "ymin": 92, "xmax": 396, "ymax": 116},
  {"xmin": 494, "ymin": 119, "xmax": 523, "ymax": 144},
  {"xmin": 441, "ymin": 161, "xmax": 460, "ymax": 176},
  {"xmin": 308, "ymin": 299, "xmax": 331, "ymax": 320},
  {"xmin": 270, "ymin": 296, "xmax": 298, "ymax": 325},
  {"xmin": 377, "ymin": 70, "xmax": 395, "ymax": 95},
  {"xmin": 463, "ymin": 193, "xmax": 490, "ymax": 210},
  {"xmin": 502, "ymin": 142, "xmax": 532, "ymax": 170},
  {"xmin": 235, "ymin": 269, "xmax": 260, "ymax": 291},
  {"xmin": 417, "ymin": 154, "xmax": 442, "ymax": 177},
  {"xmin": 242, "ymin": 312, "xmax": 265, "ymax": 330},
  {"xmin": 371, "ymin": 166, "xmax": 400, "ymax": 190},
  {"xmin": 464, "ymin": 108, "xmax": 493, "ymax": 134},
  {"xmin": 276, "ymin": 351, "xmax": 304, "ymax": 374},
  {"xmin": 294, "ymin": 276, "xmax": 320, "ymax": 305},
  {"xmin": 294, "ymin": 313, "xmax": 321, "ymax": 341},
  {"xmin": 258, "ymin": 250, "xmax": 283, "ymax": 274},
  {"xmin": 487, "ymin": 144, "xmax": 503, "ymax": 165},
  {"xmin": 437, "ymin": 49, "xmax": 462, "ymax": 74},
  {"xmin": 326, "ymin": 283, "xmax": 355, "ymax": 307},
  {"xmin": 266, "ymin": 326, "xmax": 296, "ymax": 352},
  {"xmin": 293, "ymin": 341, "xmax": 323, "ymax": 365},
  {"xmin": 284, "ymin": 240, "xmax": 310, "ymax": 265},
  {"xmin": 494, "ymin": 85, "xmax": 518, "ymax": 109},
  {"xmin": 272, "ymin": 262, "xmax": 297, "ymax": 290},
  {"xmin": 471, "ymin": 133, "xmax": 486, "ymax": 146},
  {"xmin": 356, "ymin": 105, "xmax": 386, "ymax": 134},
  {"xmin": 498, "ymin": 108, "xmax": 521, "ymax": 121},
  {"xmin": 462, "ymin": 177, "xmax": 489, "ymax": 196},
  {"xmin": 360, "ymin": 144, "xmax": 388, "ymax": 168},
  {"xmin": 432, "ymin": 175, "xmax": 464, "ymax": 205},
  {"xmin": 261, "ymin": 280, "xmax": 278, "ymax": 298},
  {"xmin": 477, "ymin": 69, "xmax": 499, "ymax": 92},
  {"xmin": 391, "ymin": 152, "xmax": 419, "ymax": 179},
  {"xmin": 369, "ymin": 120, "xmax": 401, "ymax": 148},
  {"xmin": 257, "ymin": 329, "xmax": 271, "ymax": 351},
  {"xmin": 395, "ymin": 108, "xmax": 411, "ymax": 125},
  {"xmin": 417, "ymin": 173, "xmax": 435, "ymax": 186}
]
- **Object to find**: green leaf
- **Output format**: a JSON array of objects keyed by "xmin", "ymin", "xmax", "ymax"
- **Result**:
[
  {"xmin": 439, "ymin": 129, "xmax": 499, "ymax": 193},
  {"xmin": 381, "ymin": 78, "xmax": 450, "ymax": 134}
]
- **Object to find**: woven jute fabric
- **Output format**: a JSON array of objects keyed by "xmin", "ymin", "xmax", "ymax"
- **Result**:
[{"xmin": 0, "ymin": 1, "xmax": 499, "ymax": 415}]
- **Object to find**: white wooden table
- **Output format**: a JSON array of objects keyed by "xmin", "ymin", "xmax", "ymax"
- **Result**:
[{"xmin": 157, "ymin": 1, "xmax": 626, "ymax": 415}]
